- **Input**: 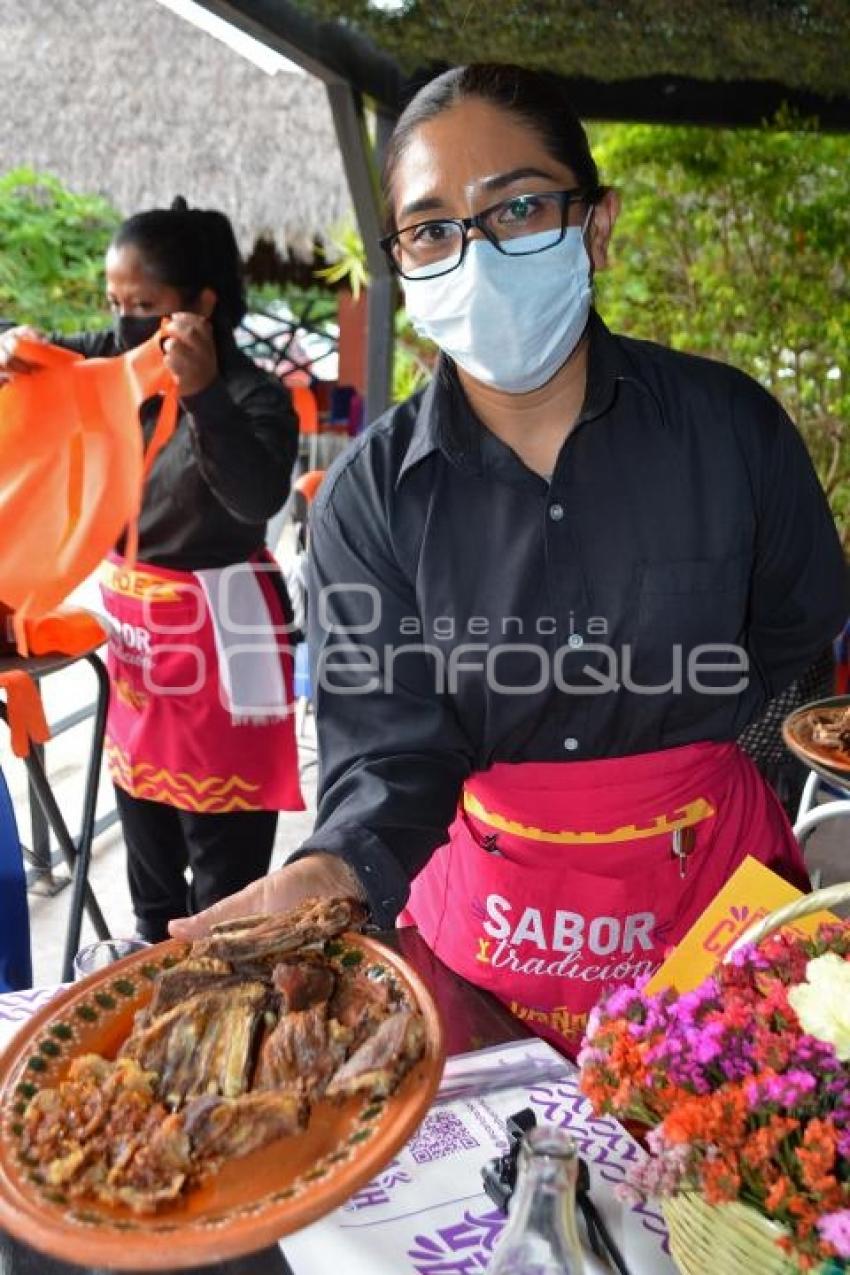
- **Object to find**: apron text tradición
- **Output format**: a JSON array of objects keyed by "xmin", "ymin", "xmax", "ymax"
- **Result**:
[{"xmin": 402, "ymin": 743, "xmax": 807, "ymax": 1056}]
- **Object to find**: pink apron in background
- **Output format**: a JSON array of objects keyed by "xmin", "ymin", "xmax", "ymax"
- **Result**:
[
  {"xmin": 401, "ymin": 742, "xmax": 807, "ymax": 1057},
  {"xmin": 101, "ymin": 551, "xmax": 304, "ymax": 815}
]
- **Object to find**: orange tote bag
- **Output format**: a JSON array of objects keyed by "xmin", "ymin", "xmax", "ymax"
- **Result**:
[{"xmin": 0, "ymin": 331, "xmax": 177, "ymax": 653}]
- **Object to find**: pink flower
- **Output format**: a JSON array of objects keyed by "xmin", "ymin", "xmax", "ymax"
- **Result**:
[{"xmin": 817, "ymin": 1209, "xmax": 850, "ymax": 1258}]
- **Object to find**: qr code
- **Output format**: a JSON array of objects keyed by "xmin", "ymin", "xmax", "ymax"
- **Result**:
[{"xmin": 408, "ymin": 1109, "xmax": 480, "ymax": 1164}]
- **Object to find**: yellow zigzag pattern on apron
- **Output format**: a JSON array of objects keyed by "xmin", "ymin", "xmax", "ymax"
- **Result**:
[
  {"xmin": 462, "ymin": 789, "xmax": 715, "ymax": 844},
  {"xmin": 106, "ymin": 743, "xmax": 263, "ymax": 812}
]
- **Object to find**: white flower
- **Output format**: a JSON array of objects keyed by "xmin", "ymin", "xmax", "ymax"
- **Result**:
[{"xmin": 788, "ymin": 953, "xmax": 850, "ymax": 1060}]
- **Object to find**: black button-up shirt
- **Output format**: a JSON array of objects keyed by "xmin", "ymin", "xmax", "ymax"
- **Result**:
[{"xmin": 298, "ymin": 313, "xmax": 847, "ymax": 925}]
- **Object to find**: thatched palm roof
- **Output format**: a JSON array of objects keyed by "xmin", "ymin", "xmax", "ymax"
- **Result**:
[{"xmin": 0, "ymin": 0, "xmax": 351, "ymax": 258}]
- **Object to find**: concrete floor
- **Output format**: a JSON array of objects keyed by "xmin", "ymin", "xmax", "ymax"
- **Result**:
[{"xmin": 2, "ymin": 579, "xmax": 848, "ymax": 987}]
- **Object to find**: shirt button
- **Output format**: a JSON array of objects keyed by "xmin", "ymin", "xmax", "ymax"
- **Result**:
[
  {"xmin": 568, "ymin": 633, "xmax": 584, "ymax": 648},
  {"xmin": 563, "ymin": 737, "xmax": 579, "ymax": 751},
  {"xmin": 549, "ymin": 502, "xmax": 565, "ymax": 522}
]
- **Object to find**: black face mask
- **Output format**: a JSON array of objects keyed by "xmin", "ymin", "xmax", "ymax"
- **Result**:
[{"xmin": 113, "ymin": 314, "xmax": 165, "ymax": 352}]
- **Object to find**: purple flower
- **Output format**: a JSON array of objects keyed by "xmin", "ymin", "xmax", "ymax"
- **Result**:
[
  {"xmin": 746, "ymin": 1069, "xmax": 817, "ymax": 1110},
  {"xmin": 602, "ymin": 985, "xmax": 645, "ymax": 1018},
  {"xmin": 818, "ymin": 1210, "xmax": 850, "ymax": 1259}
]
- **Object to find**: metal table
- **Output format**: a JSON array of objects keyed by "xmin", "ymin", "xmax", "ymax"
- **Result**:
[
  {"xmin": 0, "ymin": 929, "xmax": 528, "ymax": 1275},
  {"xmin": 0, "ymin": 650, "xmax": 111, "ymax": 983}
]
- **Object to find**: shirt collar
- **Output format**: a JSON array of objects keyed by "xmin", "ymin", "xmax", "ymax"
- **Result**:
[{"xmin": 396, "ymin": 309, "xmax": 632, "ymax": 487}]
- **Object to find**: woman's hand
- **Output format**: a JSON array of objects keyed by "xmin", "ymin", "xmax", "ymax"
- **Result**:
[
  {"xmin": 168, "ymin": 852, "xmax": 368, "ymax": 940},
  {"xmin": 162, "ymin": 313, "xmax": 218, "ymax": 398},
  {"xmin": 0, "ymin": 326, "xmax": 47, "ymax": 383}
]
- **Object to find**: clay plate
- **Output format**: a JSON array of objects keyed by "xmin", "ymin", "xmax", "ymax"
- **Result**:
[
  {"xmin": 0, "ymin": 934, "xmax": 444, "ymax": 1269},
  {"xmin": 782, "ymin": 695, "xmax": 850, "ymax": 782}
]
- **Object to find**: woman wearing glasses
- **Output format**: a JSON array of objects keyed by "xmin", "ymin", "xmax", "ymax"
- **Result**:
[{"xmin": 174, "ymin": 64, "xmax": 846, "ymax": 1056}]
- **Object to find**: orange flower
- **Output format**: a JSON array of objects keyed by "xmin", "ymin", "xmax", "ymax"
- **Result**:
[
  {"xmin": 700, "ymin": 1155, "xmax": 741, "ymax": 1205},
  {"xmin": 663, "ymin": 1085, "xmax": 749, "ymax": 1148},
  {"xmin": 795, "ymin": 1118, "xmax": 838, "ymax": 1192},
  {"xmin": 741, "ymin": 1118, "xmax": 799, "ymax": 1187},
  {"xmin": 766, "ymin": 1175, "xmax": 795, "ymax": 1215}
]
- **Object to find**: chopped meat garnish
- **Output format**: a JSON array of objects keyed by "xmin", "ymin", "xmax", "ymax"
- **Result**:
[
  {"xmin": 20, "ymin": 1057, "xmax": 191, "ymax": 1212},
  {"xmin": 326, "ymin": 1011, "xmax": 426, "ymax": 1100}
]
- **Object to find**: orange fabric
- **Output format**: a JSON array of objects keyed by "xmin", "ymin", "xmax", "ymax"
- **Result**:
[
  {"xmin": 24, "ymin": 608, "xmax": 108, "ymax": 658},
  {"xmin": 0, "ymin": 331, "xmax": 177, "ymax": 655},
  {"xmin": 293, "ymin": 468, "xmax": 325, "ymax": 505},
  {"xmin": 0, "ymin": 670, "xmax": 50, "ymax": 758},
  {"xmin": 290, "ymin": 385, "xmax": 319, "ymax": 436}
]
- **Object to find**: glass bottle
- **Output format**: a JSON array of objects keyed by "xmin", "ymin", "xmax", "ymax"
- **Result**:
[{"xmin": 487, "ymin": 1125, "xmax": 585, "ymax": 1275}]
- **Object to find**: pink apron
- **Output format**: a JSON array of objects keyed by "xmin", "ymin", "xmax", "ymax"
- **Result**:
[
  {"xmin": 100, "ymin": 551, "xmax": 304, "ymax": 814},
  {"xmin": 401, "ymin": 742, "xmax": 807, "ymax": 1057}
]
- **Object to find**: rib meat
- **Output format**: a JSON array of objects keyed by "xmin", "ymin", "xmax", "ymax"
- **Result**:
[
  {"xmin": 254, "ymin": 1003, "xmax": 350, "ymax": 1096},
  {"xmin": 143, "ymin": 957, "xmax": 234, "ymax": 1021},
  {"xmin": 326, "ymin": 1010, "xmax": 426, "ymax": 1100},
  {"xmin": 120, "ymin": 983, "xmax": 267, "ymax": 1105},
  {"xmin": 191, "ymin": 897, "xmax": 367, "ymax": 966},
  {"xmin": 272, "ymin": 959, "xmax": 336, "ymax": 1013},
  {"xmin": 181, "ymin": 1089, "xmax": 307, "ymax": 1163},
  {"xmin": 328, "ymin": 965, "xmax": 397, "ymax": 1050}
]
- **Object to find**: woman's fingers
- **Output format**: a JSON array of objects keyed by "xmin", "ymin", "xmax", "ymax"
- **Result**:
[
  {"xmin": 168, "ymin": 877, "xmax": 271, "ymax": 939},
  {"xmin": 0, "ymin": 326, "xmax": 47, "ymax": 374},
  {"xmin": 161, "ymin": 313, "xmax": 217, "ymax": 397},
  {"xmin": 168, "ymin": 853, "xmax": 367, "ymax": 940}
]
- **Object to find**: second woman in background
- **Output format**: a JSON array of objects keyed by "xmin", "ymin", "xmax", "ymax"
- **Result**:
[{"xmin": 2, "ymin": 198, "xmax": 304, "ymax": 939}]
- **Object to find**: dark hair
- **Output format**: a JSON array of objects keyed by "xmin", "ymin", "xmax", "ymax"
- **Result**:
[
  {"xmin": 382, "ymin": 63, "xmax": 601, "ymax": 231},
  {"xmin": 111, "ymin": 197, "xmax": 247, "ymax": 331}
]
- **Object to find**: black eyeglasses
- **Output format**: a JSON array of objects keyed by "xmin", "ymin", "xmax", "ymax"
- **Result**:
[{"xmin": 380, "ymin": 188, "xmax": 597, "ymax": 281}]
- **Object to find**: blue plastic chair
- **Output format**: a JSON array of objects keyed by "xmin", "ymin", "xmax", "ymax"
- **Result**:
[{"xmin": 0, "ymin": 767, "xmax": 32, "ymax": 991}]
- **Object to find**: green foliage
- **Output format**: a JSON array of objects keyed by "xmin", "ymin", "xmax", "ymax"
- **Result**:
[
  {"xmin": 247, "ymin": 281, "xmax": 338, "ymax": 328},
  {"xmin": 294, "ymin": 1, "xmax": 849, "ymax": 96},
  {"xmin": 392, "ymin": 308, "xmax": 432, "ymax": 402},
  {"xmin": 591, "ymin": 115, "xmax": 850, "ymax": 544},
  {"xmin": 0, "ymin": 169, "xmax": 119, "ymax": 332},
  {"xmin": 315, "ymin": 220, "xmax": 370, "ymax": 300}
]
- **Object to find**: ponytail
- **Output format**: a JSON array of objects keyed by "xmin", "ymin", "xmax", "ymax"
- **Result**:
[{"xmin": 111, "ymin": 198, "xmax": 247, "ymax": 339}]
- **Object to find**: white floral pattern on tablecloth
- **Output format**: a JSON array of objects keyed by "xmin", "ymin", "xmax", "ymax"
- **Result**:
[{"xmin": 0, "ymin": 986, "xmax": 63, "ymax": 1052}]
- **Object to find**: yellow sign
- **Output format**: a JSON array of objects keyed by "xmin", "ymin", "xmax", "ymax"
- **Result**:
[{"xmin": 645, "ymin": 856, "xmax": 838, "ymax": 994}]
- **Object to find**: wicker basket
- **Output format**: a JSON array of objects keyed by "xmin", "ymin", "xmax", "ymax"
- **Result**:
[
  {"xmin": 663, "ymin": 1193, "xmax": 799, "ymax": 1274},
  {"xmin": 660, "ymin": 882, "xmax": 850, "ymax": 1275}
]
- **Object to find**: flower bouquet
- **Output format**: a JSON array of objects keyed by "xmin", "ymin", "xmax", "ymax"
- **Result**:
[{"xmin": 579, "ymin": 894, "xmax": 850, "ymax": 1273}]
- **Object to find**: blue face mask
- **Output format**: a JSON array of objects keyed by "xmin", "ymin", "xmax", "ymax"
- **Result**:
[{"xmin": 401, "ymin": 225, "xmax": 592, "ymax": 394}]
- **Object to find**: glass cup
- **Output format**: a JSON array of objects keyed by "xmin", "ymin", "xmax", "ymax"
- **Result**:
[{"xmin": 73, "ymin": 938, "xmax": 152, "ymax": 981}]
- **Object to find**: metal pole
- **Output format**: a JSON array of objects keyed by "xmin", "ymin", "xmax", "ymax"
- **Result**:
[
  {"xmin": 326, "ymin": 82, "xmax": 397, "ymax": 424},
  {"xmin": 26, "ymin": 742, "xmax": 57, "ymax": 889},
  {"xmin": 60, "ymin": 654, "xmax": 112, "ymax": 981}
]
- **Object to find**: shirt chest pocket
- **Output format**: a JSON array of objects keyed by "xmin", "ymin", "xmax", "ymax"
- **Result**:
[{"xmin": 633, "ymin": 554, "xmax": 751, "ymax": 684}]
